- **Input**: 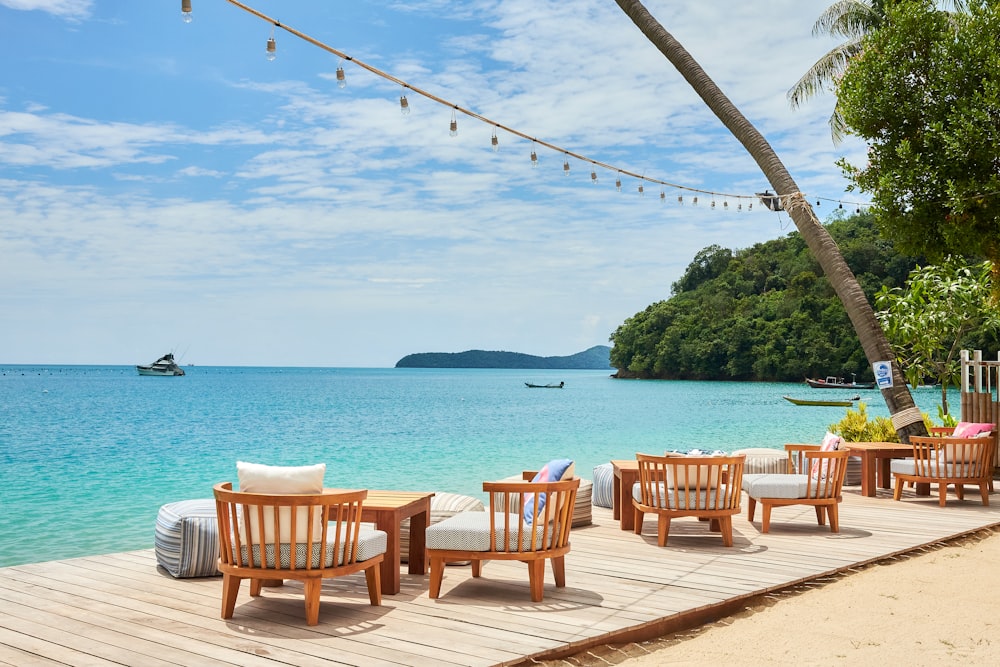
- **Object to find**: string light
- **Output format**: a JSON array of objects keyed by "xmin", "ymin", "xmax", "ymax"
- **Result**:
[
  {"xmin": 399, "ymin": 94, "xmax": 410, "ymax": 115},
  {"xmin": 265, "ymin": 27, "xmax": 276, "ymax": 61},
  {"xmin": 491, "ymin": 128, "xmax": 499, "ymax": 152},
  {"xmin": 660, "ymin": 189, "xmax": 666, "ymax": 202},
  {"xmin": 615, "ymin": 173, "xmax": 622, "ymax": 192},
  {"xmin": 181, "ymin": 0, "xmax": 192, "ymax": 22},
  {"xmin": 637, "ymin": 183, "xmax": 644, "ymax": 196},
  {"xmin": 591, "ymin": 168, "xmax": 598, "ymax": 184},
  {"xmin": 197, "ymin": 2, "xmax": 876, "ymax": 212}
]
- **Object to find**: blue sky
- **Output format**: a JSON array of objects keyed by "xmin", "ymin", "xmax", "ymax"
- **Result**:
[{"xmin": 1, "ymin": 1, "xmax": 862, "ymax": 367}]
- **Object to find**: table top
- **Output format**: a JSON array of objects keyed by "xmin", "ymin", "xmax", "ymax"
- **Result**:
[
  {"xmin": 611, "ymin": 459, "xmax": 638, "ymax": 471},
  {"xmin": 840, "ymin": 441, "xmax": 913, "ymax": 454},
  {"xmin": 325, "ymin": 489, "xmax": 434, "ymax": 510}
]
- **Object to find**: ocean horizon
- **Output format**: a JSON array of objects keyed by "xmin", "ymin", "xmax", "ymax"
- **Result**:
[{"xmin": 0, "ymin": 365, "xmax": 954, "ymax": 568}]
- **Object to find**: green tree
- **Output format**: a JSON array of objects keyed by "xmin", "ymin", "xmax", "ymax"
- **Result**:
[
  {"xmin": 875, "ymin": 258, "xmax": 1000, "ymax": 415},
  {"xmin": 787, "ymin": 0, "xmax": 889, "ymax": 143},
  {"xmin": 837, "ymin": 0, "xmax": 1000, "ymax": 272},
  {"xmin": 613, "ymin": 0, "xmax": 925, "ymax": 440}
]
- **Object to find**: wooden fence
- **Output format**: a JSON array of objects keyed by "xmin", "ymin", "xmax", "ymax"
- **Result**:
[{"xmin": 960, "ymin": 349, "xmax": 1000, "ymax": 468}]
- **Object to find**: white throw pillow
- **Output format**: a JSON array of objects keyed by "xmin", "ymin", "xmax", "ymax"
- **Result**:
[{"xmin": 236, "ymin": 461, "xmax": 326, "ymax": 544}]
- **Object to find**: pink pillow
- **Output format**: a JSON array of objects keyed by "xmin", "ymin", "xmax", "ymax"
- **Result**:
[
  {"xmin": 952, "ymin": 422, "xmax": 995, "ymax": 438},
  {"xmin": 812, "ymin": 432, "xmax": 841, "ymax": 478}
]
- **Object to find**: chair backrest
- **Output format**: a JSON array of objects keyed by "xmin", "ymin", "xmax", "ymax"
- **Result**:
[
  {"xmin": 908, "ymin": 436, "xmax": 993, "ymax": 478},
  {"xmin": 635, "ymin": 453, "xmax": 745, "ymax": 511},
  {"xmin": 799, "ymin": 450, "xmax": 849, "ymax": 498},
  {"xmin": 213, "ymin": 482, "xmax": 369, "ymax": 573},
  {"xmin": 784, "ymin": 444, "xmax": 822, "ymax": 474},
  {"xmin": 481, "ymin": 477, "xmax": 579, "ymax": 554}
]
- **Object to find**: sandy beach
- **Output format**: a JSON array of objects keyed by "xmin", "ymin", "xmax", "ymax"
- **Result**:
[{"xmin": 544, "ymin": 527, "xmax": 1000, "ymax": 666}]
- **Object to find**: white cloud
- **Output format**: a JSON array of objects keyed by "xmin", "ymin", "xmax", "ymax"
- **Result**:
[{"xmin": 0, "ymin": 0, "xmax": 90, "ymax": 19}]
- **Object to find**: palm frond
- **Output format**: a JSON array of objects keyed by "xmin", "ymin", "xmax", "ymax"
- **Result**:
[{"xmin": 812, "ymin": 0, "xmax": 882, "ymax": 40}]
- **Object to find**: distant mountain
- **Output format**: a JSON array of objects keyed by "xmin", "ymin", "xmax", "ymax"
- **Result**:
[{"xmin": 395, "ymin": 345, "xmax": 613, "ymax": 369}]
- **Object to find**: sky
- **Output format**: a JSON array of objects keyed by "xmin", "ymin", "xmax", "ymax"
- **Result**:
[{"xmin": 0, "ymin": 0, "xmax": 866, "ymax": 367}]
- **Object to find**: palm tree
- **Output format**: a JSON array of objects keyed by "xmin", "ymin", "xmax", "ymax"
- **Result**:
[
  {"xmin": 787, "ymin": 0, "xmax": 887, "ymax": 144},
  {"xmin": 788, "ymin": 1, "xmax": 970, "ymax": 144},
  {"xmin": 612, "ymin": 0, "xmax": 925, "ymax": 441}
]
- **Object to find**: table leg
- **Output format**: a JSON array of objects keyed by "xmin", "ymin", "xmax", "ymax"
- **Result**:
[
  {"xmin": 619, "ymin": 470, "xmax": 637, "ymax": 532},
  {"xmin": 612, "ymin": 473, "xmax": 622, "ymax": 521},
  {"xmin": 406, "ymin": 503, "xmax": 429, "ymax": 576},
  {"xmin": 877, "ymin": 457, "xmax": 892, "ymax": 489},
  {"xmin": 860, "ymin": 451, "xmax": 877, "ymax": 497},
  {"xmin": 373, "ymin": 510, "xmax": 401, "ymax": 595}
]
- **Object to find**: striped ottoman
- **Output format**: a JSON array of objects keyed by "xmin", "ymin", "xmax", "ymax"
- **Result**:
[
  {"xmin": 591, "ymin": 463, "xmax": 614, "ymax": 508},
  {"xmin": 733, "ymin": 448, "xmax": 789, "ymax": 474},
  {"xmin": 154, "ymin": 499, "xmax": 220, "ymax": 578},
  {"xmin": 399, "ymin": 492, "xmax": 485, "ymax": 564}
]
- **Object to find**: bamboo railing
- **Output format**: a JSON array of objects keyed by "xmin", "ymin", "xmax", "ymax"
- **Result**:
[{"xmin": 960, "ymin": 350, "xmax": 1000, "ymax": 469}]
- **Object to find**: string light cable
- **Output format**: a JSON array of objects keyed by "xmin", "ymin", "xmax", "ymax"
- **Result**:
[{"xmin": 182, "ymin": 0, "xmax": 875, "ymax": 212}]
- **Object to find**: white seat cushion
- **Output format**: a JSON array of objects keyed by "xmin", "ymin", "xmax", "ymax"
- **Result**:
[
  {"xmin": 631, "ymin": 482, "xmax": 733, "ymax": 510},
  {"xmin": 239, "ymin": 525, "xmax": 386, "ymax": 568},
  {"xmin": 744, "ymin": 474, "xmax": 810, "ymax": 499},
  {"xmin": 426, "ymin": 512, "xmax": 551, "ymax": 552}
]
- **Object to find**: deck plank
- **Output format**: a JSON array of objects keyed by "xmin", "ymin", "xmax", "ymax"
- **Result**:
[{"xmin": 2, "ymin": 487, "xmax": 999, "ymax": 667}]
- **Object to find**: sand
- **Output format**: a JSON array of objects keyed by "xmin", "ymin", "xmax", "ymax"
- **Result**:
[{"xmin": 543, "ymin": 528, "xmax": 1000, "ymax": 666}]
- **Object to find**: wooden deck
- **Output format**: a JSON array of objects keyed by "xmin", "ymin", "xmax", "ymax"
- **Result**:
[{"xmin": 2, "ymin": 486, "xmax": 999, "ymax": 667}]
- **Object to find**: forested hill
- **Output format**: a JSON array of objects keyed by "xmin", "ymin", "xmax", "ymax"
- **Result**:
[
  {"xmin": 610, "ymin": 213, "xmax": 924, "ymax": 382},
  {"xmin": 396, "ymin": 345, "xmax": 612, "ymax": 369}
]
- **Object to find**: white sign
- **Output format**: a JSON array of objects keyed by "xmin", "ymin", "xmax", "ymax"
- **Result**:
[{"xmin": 873, "ymin": 361, "xmax": 893, "ymax": 388}]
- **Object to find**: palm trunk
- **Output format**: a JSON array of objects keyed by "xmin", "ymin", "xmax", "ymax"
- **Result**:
[{"xmin": 614, "ymin": 0, "xmax": 925, "ymax": 440}]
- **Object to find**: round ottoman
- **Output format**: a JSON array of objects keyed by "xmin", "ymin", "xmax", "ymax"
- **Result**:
[
  {"xmin": 732, "ymin": 448, "xmax": 788, "ymax": 475},
  {"xmin": 154, "ymin": 499, "xmax": 220, "ymax": 578},
  {"xmin": 591, "ymin": 462, "xmax": 614, "ymax": 508},
  {"xmin": 399, "ymin": 492, "xmax": 485, "ymax": 564}
]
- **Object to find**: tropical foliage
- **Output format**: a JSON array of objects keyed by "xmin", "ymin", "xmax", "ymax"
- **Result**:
[
  {"xmin": 836, "ymin": 0, "xmax": 1000, "ymax": 271},
  {"xmin": 609, "ymin": 213, "xmax": 923, "ymax": 381},
  {"xmin": 875, "ymin": 258, "xmax": 1000, "ymax": 414}
]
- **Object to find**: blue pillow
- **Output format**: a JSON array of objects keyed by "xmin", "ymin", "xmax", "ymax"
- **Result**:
[{"xmin": 523, "ymin": 458, "xmax": 574, "ymax": 524}]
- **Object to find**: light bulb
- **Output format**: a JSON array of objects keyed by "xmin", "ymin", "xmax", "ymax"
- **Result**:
[
  {"xmin": 265, "ymin": 37, "xmax": 276, "ymax": 61},
  {"xmin": 530, "ymin": 150, "xmax": 538, "ymax": 168},
  {"xmin": 660, "ymin": 190, "xmax": 666, "ymax": 202},
  {"xmin": 638, "ymin": 184, "xmax": 644, "ymax": 196},
  {"xmin": 491, "ymin": 132, "xmax": 499, "ymax": 152},
  {"xmin": 590, "ymin": 169, "xmax": 598, "ymax": 184},
  {"xmin": 449, "ymin": 119, "xmax": 458, "ymax": 137},
  {"xmin": 336, "ymin": 67, "xmax": 346, "ymax": 88},
  {"xmin": 181, "ymin": 0, "xmax": 192, "ymax": 23},
  {"xmin": 399, "ymin": 95, "xmax": 410, "ymax": 115},
  {"xmin": 615, "ymin": 175, "xmax": 622, "ymax": 192},
  {"xmin": 693, "ymin": 196, "xmax": 699, "ymax": 206},
  {"xmin": 563, "ymin": 160, "xmax": 570, "ymax": 175},
  {"xmin": 677, "ymin": 196, "xmax": 684, "ymax": 205}
]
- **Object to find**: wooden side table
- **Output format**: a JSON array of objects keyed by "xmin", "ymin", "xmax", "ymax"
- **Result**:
[{"xmin": 611, "ymin": 459, "xmax": 639, "ymax": 531}]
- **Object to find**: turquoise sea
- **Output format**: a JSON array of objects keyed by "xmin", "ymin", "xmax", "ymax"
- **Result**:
[{"xmin": 0, "ymin": 365, "xmax": 955, "ymax": 568}]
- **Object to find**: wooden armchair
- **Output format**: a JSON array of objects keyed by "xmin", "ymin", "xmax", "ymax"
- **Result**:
[
  {"xmin": 213, "ymin": 482, "xmax": 386, "ymax": 626},
  {"xmin": 744, "ymin": 449, "xmax": 849, "ymax": 533},
  {"xmin": 632, "ymin": 453, "xmax": 745, "ymax": 547},
  {"xmin": 426, "ymin": 477, "xmax": 579, "ymax": 602},
  {"xmin": 890, "ymin": 436, "xmax": 992, "ymax": 507}
]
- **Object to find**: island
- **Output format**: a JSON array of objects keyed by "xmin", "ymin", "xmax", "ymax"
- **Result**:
[{"xmin": 395, "ymin": 345, "xmax": 612, "ymax": 369}]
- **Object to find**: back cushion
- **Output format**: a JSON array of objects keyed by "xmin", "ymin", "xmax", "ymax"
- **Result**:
[
  {"xmin": 523, "ymin": 458, "xmax": 574, "ymax": 523},
  {"xmin": 236, "ymin": 461, "xmax": 326, "ymax": 544},
  {"xmin": 810, "ymin": 432, "xmax": 841, "ymax": 478},
  {"xmin": 952, "ymin": 422, "xmax": 995, "ymax": 438},
  {"xmin": 666, "ymin": 457, "xmax": 720, "ymax": 490}
]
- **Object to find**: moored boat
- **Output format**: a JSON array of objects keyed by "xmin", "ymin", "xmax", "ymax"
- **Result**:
[
  {"xmin": 784, "ymin": 394, "xmax": 860, "ymax": 407},
  {"xmin": 525, "ymin": 381, "xmax": 564, "ymax": 388},
  {"xmin": 137, "ymin": 353, "xmax": 185, "ymax": 377},
  {"xmin": 805, "ymin": 375, "xmax": 875, "ymax": 390}
]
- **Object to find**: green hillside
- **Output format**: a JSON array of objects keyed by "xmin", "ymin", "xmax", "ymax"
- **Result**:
[{"xmin": 396, "ymin": 345, "xmax": 612, "ymax": 369}]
